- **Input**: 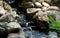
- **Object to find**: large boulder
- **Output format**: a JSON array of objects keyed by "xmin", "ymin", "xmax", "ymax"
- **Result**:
[
  {"xmin": 33, "ymin": 11, "xmax": 49, "ymax": 33},
  {"xmin": 7, "ymin": 22, "xmax": 26, "ymax": 38},
  {"xmin": 7, "ymin": 22, "xmax": 21, "ymax": 30},
  {"xmin": 26, "ymin": 8, "xmax": 49, "ymax": 33},
  {"xmin": 0, "ymin": 0, "xmax": 22, "ymax": 22},
  {"xmin": 0, "ymin": 22, "xmax": 25, "ymax": 38},
  {"xmin": 0, "ymin": 1, "xmax": 13, "ymax": 12},
  {"xmin": 26, "ymin": 8, "xmax": 48, "ymax": 21}
]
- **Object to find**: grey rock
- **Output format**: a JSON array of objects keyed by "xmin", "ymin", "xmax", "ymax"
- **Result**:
[
  {"xmin": 45, "ymin": 0, "xmax": 51, "ymax": 3},
  {"xmin": 47, "ymin": 6, "xmax": 59, "ymax": 10},
  {"xmin": 27, "ymin": 8, "xmax": 39, "ymax": 14},
  {"xmin": 7, "ymin": 22, "xmax": 21, "ymax": 30},
  {"xmin": 0, "ymin": 13, "xmax": 16, "ymax": 22},
  {"xmin": 42, "ymin": 2, "xmax": 50, "ymax": 7},
  {"xmin": 2, "ymin": 1, "xmax": 13, "ymax": 12},
  {"xmin": 0, "ymin": 1, "xmax": 3, "ymax": 7},
  {"xmin": 33, "ymin": 11, "xmax": 48, "ymax": 21},
  {"xmin": 35, "ymin": 2, "xmax": 42, "ymax": 7},
  {"xmin": 0, "ymin": 6, "xmax": 6, "ymax": 14}
]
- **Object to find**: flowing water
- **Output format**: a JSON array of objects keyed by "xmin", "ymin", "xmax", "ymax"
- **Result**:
[{"xmin": 22, "ymin": 24, "xmax": 58, "ymax": 38}]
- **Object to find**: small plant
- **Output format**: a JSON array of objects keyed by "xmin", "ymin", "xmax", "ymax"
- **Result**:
[{"xmin": 48, "ymin": 16, "xmax": 60, "ymax": 30}]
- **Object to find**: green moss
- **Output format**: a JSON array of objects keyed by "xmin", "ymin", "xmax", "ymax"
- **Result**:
[{"xmin": 21, "ymin": 2, "xmax": 34, "ymax": 8}]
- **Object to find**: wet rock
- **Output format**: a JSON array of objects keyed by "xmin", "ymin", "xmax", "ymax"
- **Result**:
[
  {"xmin": 0, "ymin": 5, "xmax": 19, "ymax": 22},
  {"xmin": 42, "ymin": 6, "xmax": 48, "ymax": 11},
  {"xmin": 0, "ymin": 6, "xmax": 6, "ymax": 14},
  {"xmin": 0, "ymin": 22, "xmax": 25, "ymax": 38},
  {"xmin": 55, "ymin": 15, "xmax": 60, "ymax": 21},
  {"xmin": 0, "ymin": 22, "xmax": 8, "ymax": 27},
  {"xmin": 47, "ymin": 6, "xmax": 59, "ymax": 10},
  {"xmin": 0, "ymin": 1, "xmax": 13, "ymax": 12},
  {"xmin": 0, "ymin": 1, "xmax": 19, "ymax": 22},
  {"xmin": 35, "ymin": 2, "xmax": 42, "ymax": 7},
  {"xmin": 27, "ymin": 8, "xmax": 39, "ymax": 14},
  {"xmin": 7, "ymin": 22, "xmax": 21, "ymax": 30},
  {"xmin": 33, "ymin": 11, "xmax": 48, "ymax": 21},
  {"xmin": 42, "ymin": 2, "xmax": 50, "ymax": 7},
  {"xmin": 26, "ymin": 8, "xmax": 38, "ymax": 21},
  {"xmin": 10, "ymin": 11, "xmax": 19, "ymax": 17},
  {"xmin": 7, "ymin": 22, "xmax": 26, "ymax": 38},
  {"xmin": 2, "ymin": 1, "xmax": 13, "ymax": 12},
  {"xmin": 46, "ymin": 10, "xmax": 60, "ymax": 15},
  {"xmin": 33, "ymin": 11, "xmax": 49, "ymax": 33},
  {"xmin": 0, "ymin": 13, "xmax": 17, "ymax": 22},
  {"xmin": 0, "ymin": 1, "xmax": 3, "ymax": 7},
  {"xmin": 45, "ymin": 8, "xmax": 60, "ymax": 21}
]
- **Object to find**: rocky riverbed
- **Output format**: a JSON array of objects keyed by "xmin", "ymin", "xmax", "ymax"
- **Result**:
[{"xmin": 0, "ymin": 0, "xmax": 60, "ymax": 38}]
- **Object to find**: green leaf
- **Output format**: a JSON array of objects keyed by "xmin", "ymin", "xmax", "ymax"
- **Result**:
[{"xmin": 48, "ymin": 16, "xmax": 60, "ymax": 30}]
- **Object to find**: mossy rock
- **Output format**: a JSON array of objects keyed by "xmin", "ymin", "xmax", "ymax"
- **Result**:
[{"xmin": 21, "ymin": 2, "xmax": 34, "ymax": 8}]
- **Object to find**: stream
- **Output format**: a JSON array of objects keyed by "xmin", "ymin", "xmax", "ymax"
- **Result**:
[
  {"xmin": 5, "ymin": 0, "xmax": 60, "ymax": 38},
  {"xmin": 20, "ymin": 15, "xmax": 59, "ymax": 38}
]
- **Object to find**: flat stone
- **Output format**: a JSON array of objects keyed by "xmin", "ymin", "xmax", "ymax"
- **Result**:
[{"xmin": 35, "ymin": 2, "xmax": 42, "ymax": 7}]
